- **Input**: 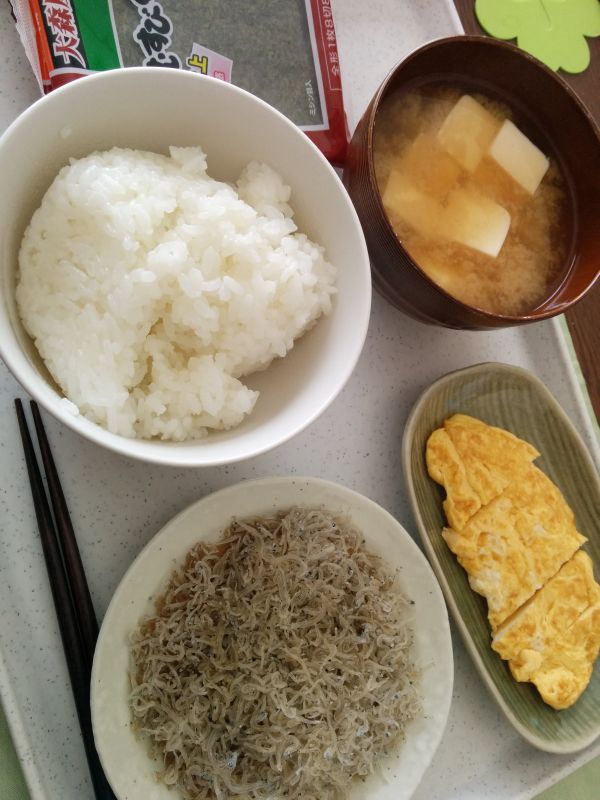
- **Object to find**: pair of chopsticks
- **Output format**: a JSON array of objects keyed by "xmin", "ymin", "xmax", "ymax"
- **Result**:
[{"xmin": 15, "ymin": 400, "xmax": 116, "ymax": 800}]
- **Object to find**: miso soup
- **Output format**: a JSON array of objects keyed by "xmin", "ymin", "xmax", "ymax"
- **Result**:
[{"xmin": 374, "ymin": 86, "xmax": 569, "ymax": 316}]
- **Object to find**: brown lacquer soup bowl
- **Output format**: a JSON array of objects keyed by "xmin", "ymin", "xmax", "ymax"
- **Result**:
[{"xmin": 343, "ymin": 36, "xmax": 600, "ymax": 330}]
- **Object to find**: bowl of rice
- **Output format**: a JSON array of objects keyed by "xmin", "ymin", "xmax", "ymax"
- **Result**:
[{"xmin": 0, "ymin": 68, "xmax": 370, "ymax": 466}]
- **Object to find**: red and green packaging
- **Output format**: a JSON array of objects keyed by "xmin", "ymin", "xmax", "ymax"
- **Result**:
[{"xmin": 9, "ymin": 0, "xmax": 348, "ymax": 163}]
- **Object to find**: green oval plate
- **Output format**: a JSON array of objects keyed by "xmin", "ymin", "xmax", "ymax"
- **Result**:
[{"xmin": 402, "ymin": 361, "xmax": 600, "ymax": 754}]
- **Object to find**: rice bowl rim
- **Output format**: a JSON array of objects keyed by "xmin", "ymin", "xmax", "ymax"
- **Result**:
[
  {"xmin": 91, "ymin": 475, "xmax": 454, "ymax": 800},
  {"xmin": 0, "ymin": 68, "xmax": 371, "ymax": 466}
]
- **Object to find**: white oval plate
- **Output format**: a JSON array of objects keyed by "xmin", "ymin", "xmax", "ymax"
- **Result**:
[{"xmin": 91, "ymin": 476, "xmax": 453, "ymax": 800}]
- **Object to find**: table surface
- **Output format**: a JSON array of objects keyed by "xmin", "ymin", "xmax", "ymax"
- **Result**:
[
  {"xmin": 453, "ymin": 0, "xmax": 600, "ymax": 426},
  {"xmin": 1, "ymin": 3, "xmax": 599, "ymax": 800}
]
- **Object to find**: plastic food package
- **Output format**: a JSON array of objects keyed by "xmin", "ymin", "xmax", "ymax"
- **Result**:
[{"xmin": 9, "ymin": 0, "xmax": 348, "ymax": 163}]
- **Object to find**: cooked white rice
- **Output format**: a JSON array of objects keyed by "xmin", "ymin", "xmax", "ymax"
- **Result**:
[{"xmin": 16, "ymin": 147, "xmax": 336, "ymax": 441}]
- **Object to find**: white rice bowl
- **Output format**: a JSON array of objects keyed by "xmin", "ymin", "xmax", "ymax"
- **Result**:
[{"xmin": 16, "ymin": 146, "xmax": 336, "ymax": 441}]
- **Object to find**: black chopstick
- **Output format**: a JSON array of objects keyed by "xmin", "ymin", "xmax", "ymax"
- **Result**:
[
  {"xmin": 29, "ymin": 401, "xmax": 100, "ymax": 666},
  {"xmin": 15, "ymin": 400, "xmax": 116, "ymax": 800}
]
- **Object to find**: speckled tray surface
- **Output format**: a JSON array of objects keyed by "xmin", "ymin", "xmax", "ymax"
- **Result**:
[
  {"xmin": 402, "ymin": 363, "xmax": 600, "ymax": 755},
  {"xmin": 1, "ymin": 2, "xmax": 600, "ymax": 800}
]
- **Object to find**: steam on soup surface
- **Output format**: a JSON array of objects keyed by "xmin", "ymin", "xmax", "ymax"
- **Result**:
[{"xmin": 374, "ymin": 86, "xmax": 569, "ymax": 316}]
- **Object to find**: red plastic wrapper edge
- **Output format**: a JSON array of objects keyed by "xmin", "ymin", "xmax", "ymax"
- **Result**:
[{"xmin": 306, "ymin": 0, "xmax": 349, "ymax": 165}]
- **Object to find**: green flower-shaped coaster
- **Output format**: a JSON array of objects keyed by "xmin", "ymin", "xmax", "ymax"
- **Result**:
[{"xmin": 475, "ymin": 0, "xmax": 600, "ymax": 73}]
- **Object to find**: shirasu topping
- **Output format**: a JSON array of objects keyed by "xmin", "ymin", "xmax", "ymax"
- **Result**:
[{"xmin": 129, "ymin": 508, "xmax": 420, "ymax": 799}]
